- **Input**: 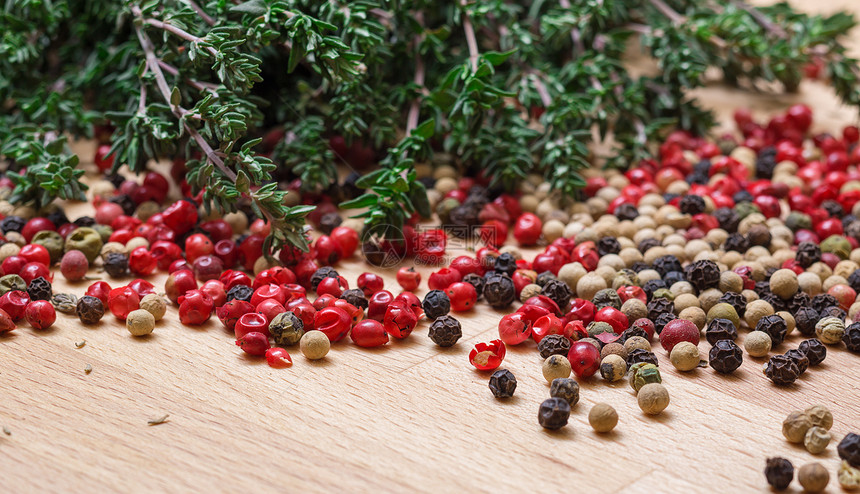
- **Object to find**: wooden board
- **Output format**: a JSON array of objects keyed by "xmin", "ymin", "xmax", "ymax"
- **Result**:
[{"xmin": 2, "ymin": 1, "xmax": 860, "ymax": 492}]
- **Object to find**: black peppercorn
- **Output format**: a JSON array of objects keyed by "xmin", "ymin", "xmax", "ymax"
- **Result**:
[
  {"xmin": 786, "ymin": 292, "xmax": 811, "ymax": 316},
  {"xmin": 663, "ymin": 270, "xmax": 687, "ymax": 287},
  {"xmin": 849, "ymin": 269, "xmax": 860, "ymax": 292},
  {"xmin": 461, "ymin": 273, "xmax": 485, "ymax": 299},
  {"xmin": 109, "ymin": 193, "xmax": 137, "ymax": 216},
  {"xmin": 811, "ymin": 294, "xmax": 839, "ymax": 313},
  {"xmin": 538, "ymin": 397, "xmax": 570, "ymax": 430},
  {"xmin": 483, "ymin": 274, "xmax": 516, "ymax": 309},
  {"xmin": 538, "ymin": 334, "xmax": 571, "ymax": 359},
  {"xmin": 746, "ymin": 224, "xmax": 771, "ymax": 247},
  {"xmin": 755, "ymin": 146, "xmax": 778, "ymax": 178},
  {"xmin": 759, "ymin": 291, "xmax": 787, "ymax": 313},
  {"xmin": 627, "ymin": 348, "xmax": 659, "ymax": 367},
  {"xmin": 597, "ymin": 236, "xmax": 621, "ymax": 256},
  {"xmin": 422, "ymin": 290, "xmax": 451, "ymax": 320},
  {"xmin": 794, "ymin": 307, "xmax": 819, "ymax": 336},
  {"xmin": 620, "ymin": 326, "xmax": 648, "ymax": 343},
  {"xmin": 783, "ymin": 349, "xmax": 809, "ymax": 375},
  {"xmin": 838, "ymin": 433, "xmax": 860, "ymax": 468},
  {"xmin": 630, "ymin": 261, "xmax": 650, "ymax": 273},
  {"xmin": 653, "ymin": 255, "xmax": 682, "ymax": 277},
  {"xmin": 647, "ymin": 297, "xmax": 673, "ymax": 321},
  {"xmin": 638, "ymin": 238, "xmax": 660, "ymax": 254},
  {"xmin": 0, "ymin": 216, "xmax": 25, "ymax": 234},
  {"xmin": 541, "ymin": 279, "xmax": 571, "ymax": 309},
  {"xmin": 104, "ymin": 173, "xmax": 126, "ymax": 189},
  {"xmin": 310, "ymin": 266, "xmax": 340, "ymax": 291},
  {"xmin": 679, "ymin": 195, "xmax": 706, "ymax": 215},
  {"xmin": 226, "ymin": 284, "xmax": 253, "ymax": 303},
  {"xmin": 756, "ymin": 314, "xmax": 788, "ymax": 346},
  {"xmin": 103, "ymin": 252, "xmax": 129, "ymax": 278},
  {"xmin": 654, "ymin": 312, "xmax": 677, "ymax": 335},
  {"xmin": 714, "ymin": 207, "xmax": 740, "ymax": 233},
  {"xmin": 549, "ymin": 377, "xmax": 580, "ymax": 406},
  {"xmin": 684, "ymin": 259, "xmax": 721, "ymax": 292},
  {"xmin": 317, "ymin": 212, "xmax": 342, "ymax": 235},
  {"xmin": 795, "ymin": 242, "xmax": 822, "ymax": 268},
  {"xmin": 797, "ymin": 338, "xmax": 827, "ymax": 366},
  {"xmin": 614, "ymin": 203, "xmax": 638, "ymax": 221},
  {"xmin": 46, "ymin": 209, "xmax": 69, "ymax": 228},
  {"xmin": 340, "ymin": 289, "xmax": 368, "ymax": 310},
  {"xmin": 76, "ymin": 295, "xmax": 105, "ymax": 325},
  {"xmin": 709, "ymin": 340, "xmax": 743, "ymax": 374},
  {"xmin": 718, "ymin": 292, "xmax": 746, "ymax": 317},
  {"xmin": 822, "ymin": 199, "xmax": 844, "ymax": 217},
  {"xmin": 844, "ymin": 323, "xmax": 860, "ymax": 352},
  {"xmin": 535, "ymin": 271, "xmax": 558, "ymax": 288},
  {"xmin": 820, "ymin": 306, "xmax": 846, "ymax": 320},
  {"xmin": 428, "ymin": 315, "xmax": 462, "ymax": 347},
  {"xmin": 73, "ymin": 216, "xmax": 97, "ymax": 228},
  {"xmin": 488, "ymin": 369, "xmax": 517, "ymax": 399},
  {"xmin": 765, "ymin": 354, "xmax": 800, "ymax": 386},
  {"xmin": 764, "ymin": 457, "xmax": 794, "ymax": 490},
  {"xmin": 722, "ymin": 232, "xmax": 750, "ymax": 253},
  {"xmin": 493, "ymin": 253, "xmax": 517, "ymax": 276},
  {"xmin": 27, "ymin": 276, "xmax": 53, "ymax": 302},
  {"xmin": 706, "ymin": 318, "xmax": 738, "ymax": 346}
]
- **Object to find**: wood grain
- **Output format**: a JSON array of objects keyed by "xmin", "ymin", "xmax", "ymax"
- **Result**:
[{"xmin": 2, "ymin": 1, "xmax": 860, "ymax": 492}]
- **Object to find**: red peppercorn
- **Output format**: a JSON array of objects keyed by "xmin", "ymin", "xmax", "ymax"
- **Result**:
[
  {"xmin": 84, "ymin": 281, "xmax": 112, "ymax": 305},
  {"xmin": 189, "ymin": 255, "xmax": 222, "ymax": 282},
  {"xmin": 265, "ymin": 347, "xmax": 292, "ymax": 368},
  {"xmin": 249, "ymin": 284, "xmax": 285, "ymax": 307},
  {"xmin": 238, "ymin": 233, "xmax": 266, "ymax": 271},
  {"xmin": 828, "ymin": 284, "xmax": 856, "ymax": 311},
  {"xmin": 330, "ymin": 226, "xmax": 359, "ymax": 259},
  {"xmin": 468, "ymin": 339, "xmax": 506, "ymax": 371},
  {"xmin": 128, "ymin": 279, "xmax": 156, "ymax": 298},
  {"xmin": 393, "ymin": 291, "xmax": 423, "ymax": 318},
  {"xmin": 415, "ymin": 229, "xmax": 447, "ymax": 265},
  {"xmin": 199, "ymin": 220, "xmax": 233, "ymax": 243},
  {"xmin": 659, "ymin": 319, "xmax": 700, "ymax": 353},
  {"xmin": 184, "ymin": 233, "xmax": 214, "ymax": 264},
  {"xmin": 25, "ymin": 300, "xmax": 56, "ymax": 330},
  {"xmin": 367, "ymin": 290, "xmax": 394, "ymax": 321},
  {"xmin": 0, "ymin": 256, "xmax": 26, "ymax": 275},
  {"xmin": 253, "ymin": 267, "xmax": 296, "ymax": 289},
  {"xmin": 314, "ymin": 235, "xmax": 343, "ymax": 265},
  {"xmin": 293, "ymin": 258, "xmax": 320, "ymax": 288},
  {"xmin": 149, "ymin": 240, "xmax": 183, "ymax": 271},
  {"xmin": 383, "ymin": 300, "xmax": 418, "ymax": 339},
  {"xmin": 60, "ymin": 250, "xmax": 88, "ymax": 282},
  {"xmin": 523, "ymin": 295, "xmax": 561, "ymax": 317},
  {"xmin": 165, "ymin": 269, "xmax": 198, "ymax": 304},
  {"xmin": 94, "ymin": 143, "xmax": 114, "ymax": 171},
  {"xmin": 594, "ymin": 307, "xmax": 628, "ymax": 334},
  {"xmin": 19, "ymin": 244, "xmax": 51, "ymax": 267},
  {"xmin": 0, "ymin": 308, "xmax": 15, "ymax": 334},
  {"xmin": 199, "ymin": 279, "xmax": 227, "ymax": 308},
  {"xmin": 568, "ymin": 341, "xmax": 600, "ymax": 378},
  {"xmin": 256, "ymin": 299, "xmax": 286, "ymax": 324},
  {"xmin": 316, "ymin": 276, "xmax": 349, "ymax": 298},
  {"xmin": 350, "ymin": 319, "xmax": 389, "ymax": 348},
  {"xmin": 396, "ymin": 267, "xmax": 421, "ymax": 291},
  {"xmin": 212, "ymin": 239, "xmax": 238, "ymax": 268},
  {"xmin": 235, "ymin": 312, "xmax": 270, "ymax": 338},
  {"xmin": 479, "ymin": 219, "xmax": 508, "ymax": 247},
  {"xmin": 216, "ymin": 300, "xmax": 254, "ymax": 331},
  {"xmin": 281, "ymin": 284, "xmax": 306, "ymax": 302},
  {"xmin": 445, "ymin": 282, "xmax": 477, "ymax": 312},
  {"xmin": 356, "ymin": 272, "xmax": 384, "ymax": 296},
  {"xmin": 0, "ymin": 291, "xmax": 30, "ymax": 321},
  {"xmin": 448, "ymin": 256, "xmax": 483, "ymax": 277},
  {"xmin": 513, "ymin": 213, "xmax": 542, "ymax": 246},
  {"xmin": 428, "ymin": 268, "xmax": 461, "ymax": 291},
  {"xmin": 531, "ymin": 314, "xmax": 564, "ymax": 343},
  {"xmin": 333, "ymin": 299, "xmax": 363, "ymax": 325},
  {"xmin": 107, "ymin": 287, "xmax": 140, "ymax": 320},
  {"xmin": 21, "ymin": 217, "xmax": 55, "ymax": 243},
  {"xmin": 178, "ymin": 289, "xmax": 214, "ymax": 325},
  {"xmin": 498, "ymin": 312, "xmax": 532, "ymax": 345},
  {"xmin": 128, "ymin": 247, "xmax": 157, "ymax": 276},
  {"xmin": 314, "ymin": 306, "xmax": 352, "ymax": 342},
  {"xmin": 219, "ymin": 270, "xmax": 252, "ymax": 291},
  {"xmin": 162, "ymin": 200, "xmax": 198, "ymax": 235},
  {"xmin": 20, "ymin": 262, "xmax": 52, "ymax": 285},
  {"xmin": 95, "ymin": 203, "xmax": 124, "ymax": 227},
  {"xmin": 236, "ymin": 331, "xmax": 270, "ymax": 357},
  {"xmin": 632, "ymin": 318, "xmax": 656, "ymax": 339}
]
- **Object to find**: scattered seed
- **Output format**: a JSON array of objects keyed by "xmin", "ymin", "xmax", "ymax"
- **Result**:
[
  {"xmin": 74, "ymin": 340, "xmax": 86, "ymax": 349},
  {"xmin": 52, "ymin": 293, "xmax": 78, "ymax": 314},
  {"xmin": 84, "ymin": 364, "xmax": 93, "ymax": 375},
  {"xmin": 3, "ymin": 426, "xmax": 10, "ymax": 436},
  {"xmin": 147, "ymin": 414, "xmax": 170, "ymax": 426}
]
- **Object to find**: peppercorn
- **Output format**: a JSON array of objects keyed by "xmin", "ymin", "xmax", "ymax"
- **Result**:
[
  {"xmin": 647, "ymin": 297, "xmax": 673, "ymax": 320},
  {"xmin": 76, "ymin": 295, "xmax": 105, "ymax": 325},
  {"xmin": 843, "ymin": 322, "xmax": 860, "ymax": 352},
  {"xmin": 0, "ymin": 216, "xmax": 25, "ymax": 233},
  {"xmin": 653, "ymin": 312, "xmax": 677, "ymax": 335},
  {"xmin": 340, "ymin": 288, "xmax": 368, "ymax": 310},
  {"xmin": 684, "ymin": 260, "xmax": 720, "ymax": 292},
  {"xmin": 600, "ymin": 342, "xmax": 628, "ymax": 360},
  {"xmin": 614, "ymin": 203, "xmax": 638, "ymax": 221},
  {"xmin": 714, "ymin": 207, "xmax": 740, "ymax": 232},
  {"xmin": 756, "ymin": 314, "xmax": 788, "ymax": 346},
  {"xmin": 0, "ymin": 274, "xmax": 26, "ymax": 296},
  {"xmin": 417, "ymin": 290, "xmax": 449, "ymax": 321},
  {"xmin": 519, "ymin": 284, "xmax": 542, "ymax": 302},
  {"xmin": 64, "ymin": 227, "xmax": 103, "ymax": 263},
  {"xmin": 839, "ymin": 461, "xmax": 860, "ymax": 489},
  {"xmin": 599, "ymin": 354, "xmax": 627, "ymax": 382},
  {"xmin": 642, "ymin": 279, "xmax": 667, "ymax": 301},
  {"xmin": 798, "ymin": 463, "xmax": 829, "ymax": 493},
  {"xmin": 627, "ymin": 348, "xmax": 658, "ymax": 367},
  {"xmin": 629, "ymin": 362, "xmax": 661, "ymax": 392},
  {"xmin": 723, "ymin": 232, "xmax": 750, "ymax": 253},
  {"xmin": 26, "ymin": 276, "xmax": 52, "ymax": 302},
  {"xmin": 549, "ymin": 377, "xmax": 579, "ymax": 406},
  {"xmin": 670, "ymin": 341, "xmax": 701, "ymax": 371},
  {"xmin": 786, "ymin": 292, "xmax": 811, "ymax": 316},
  {"xmin": 538, "ymin": 397, "xmax": 570, "ymax": 430},
  {"xmin": 802, "ymin": 405, "xmax": 833, "ymax": 431},
  {"xmin": 428, "ymin": 315, "xmax": 462, "ymax": 347},
  {"xmin": 709, "ymin": 340, "xmax": 742, "ymax": 374},
  {"xmin": 638, "ymin": 238, "xmax": 660, "ymax": 254},
  {"xmin": 705, "ymin": 318, "xmax": 738, "ymax": 346},
  {"xmin": 840, "ymin": 433, "xmax": 860, "ymax": 468},
  {"xmin": 805, "ymin": 426, "xmax": 832, "ymax": 455},
  {"xmin": 103, "ymin": 252, "xmax": 129, "ymax": 278},
  {"xmin": 637, "ymin": 382, "xmax": 670, "ymax": 415},
  {"xmin": 542, "ymin": 279, "xmax": 572, "ymax": 309},
  {"xmin": 461, "ymin": 273, "xmax": 485, "ymax": 299},
  {"xmin": 815, "ymin": 316, "xmax": 846, "ymax": 345},
  {"xmin": 109, "ymin": 193, "xmax": 136, "ymax": 215},
  {"xmin": 542, "ymin": 354, "xmax": 572, "ymax": 383},
  {"xmin": 268, "ymin": 311, "xmax": 304, "ymax": 346},
  {"xmin": 493, "ymin": 252, "xmax": 517, "ymax": 276},
  {"xmin": 717, "ymin": 293, "xmax": 746, "ymax": 319},
  {"xmin": 31, "ymin": 230, "xmax": 64, "ymax": 264},
  {"xmin": 488, "ymin": 369, "xmax": 517, "ymax": 398},
  {"xmin": 588, "ymin": 403, "xmax": 618, "ymax": 433},
  {"xmin": 310, "ymin": 266, "xmax": 340, "ymax": 291},
  {"xmin": 794, "ymin": 307, "xmax": 819, "ymax": 336},
  {"xmin": 483, "ymin": 274, "xmax": 515, "ymax": 309},
  {"xmin": 597, "ymin": 236, "xmax": 621, "ymax": 257},
  {"xmin": 653, "ymin": 255, "xmax": 682, "ymax": 277},
  {"xmin": 623, "ymin": 335, "xmax": 651, "ymax": 353},
  {"xmin": 746, "ymin": 224, "xmax": 771, "ymax": 247},
  {"xmin": 621, "ymin": 326, "xmax": 648, "ymax": 344},
  {"xmin": 126, "ymin": 309, "xmax": 155, "ymax": 336},
  {"xmin": 663, "ymin": 271, "xmax": 687, "ymax": 287},
  {"xmin": 226, "ymin": 284, "xmax": 253, "ymax": 303},
  {"xmin": 538, "ymin": 334, "xmax": 571, "ymax": 359},
  {"xmin": 783, "ymin": 349, "xmax": 809, "ymax": 375},
  {"xmin": 795, "ymin": 242, "xmax": 822, "ymax": 269},
  {"xmin": 679, "ymin": 195, "xmax": 705, "ymax": 215},
  {"xmin": 139, "ymin": 293, "xmax": 166, "ymax": 321},
  {"xmin": 533, "ymin": 271, "xmax": 556, "ymax": 288},
  {"xmin": 766, "ymin": 354, "xmax": 801, "ymax": 386},
  {"xmin": 811, "ymin": 293, "xmax": 839, "ymax": 313},
  {"xmin": 742, "ymin": 330, "xmax": 771, "ymax": 357},
  {"xmin": 300, "ymin": 330, "xmax": 330, "ymax": 360},
  {"xmin": 317, "ymin": 212, "xmax": 342, "ymax": 235},
  {"xmin": 765, "ymin": 457, "xmax": 794, "ymax": 491}
]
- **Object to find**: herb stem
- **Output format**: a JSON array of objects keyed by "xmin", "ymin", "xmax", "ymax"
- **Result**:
[
  {"xmin": 461, "ymin": 2, "xmax": 479, "ymax": 72},
  {"xmin": 185, "ymin": 0, "xmax": 216, "ymax": 26},
  {"xmin": 142, "ymin": 17, "xmax": 218, "ymax": 57},
  {"xmin": 729, "ymin": 0, "xmax": 787, "ymax": 38},
  {"xmin": 406, "ymin": 13, "xmax": 426, "ymax": 135},
  {"xmin": 156, "ymin": 59, "xmax": 220, "ymax": 95}
]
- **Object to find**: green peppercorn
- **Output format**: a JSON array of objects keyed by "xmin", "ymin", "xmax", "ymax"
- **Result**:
[
  {"xmin": 65, "ymin": 227, "xmax": 103, "ymax": 263},
  {"xmin": 92, "ymin": 224, "xmax": 113, "ymax": 243},
  {"xmin": 31, "ymin": 230, "xmax": 64, "ymax": 264},
  {"xmin": 0, "ymin": 274, "xmax": 27, "ymax": 295},
  {"xmin": 629, "ymin": 362, "xmax": 661, "ymax": 393},
  {"xmin": 269, "ymin": 311, "xmax": 304, "ymax": 346}
]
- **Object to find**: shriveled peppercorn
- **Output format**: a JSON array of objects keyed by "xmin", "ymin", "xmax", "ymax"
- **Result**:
[
  {"xmin": 794, "ymin": 307, "xmax": 819, "ymax": 336},
  {"xmin": 709, "ymin": 340, "xmax": 743, "ymax": 374},
  {"xmin": 654, "ymin": 313, "xmax": 677, "ymax": 335},
  {"xmin": 627, "ymin": 348, "xmax": 659, "ymax": 367},
  {"xmin": 225, "ymin": 285, "xmax": 253, "ymax": 303},
  {"xmin": 109, "ymin": 193, "xmax": 136, "ymax": 215},
  {"xmin": 591, "ymin": 288, "xmax": 621, "ymax": 311},
  {"xmin": 538, "ymin": 397, "xmax": 570, "ymax": 430},
  {"xmin": 795, "ymin": 242, "xmax": 822, "ymax": 268},
  {"xmin": 614, "ymin": 203, "xmax": 638, "ymax": 221},
  {"xmin": 428, "ymin": 315, "xmax": 462, "ymax": 347},
  {"xmin": 714, "ymin": 207, "xmax": 740, "ymax": 232},
  {"xmin": 0, "ymin": 275, "xmax": 27, "ymax": 296},
  {"xmin": 706, "ymin": 318, "xmax": 738, "ymax": 345},
  {"xmin": 647, "ymin": 297, "xmax": 673, "ymax": 321},
  {"xmin": 798, "ymin": 338, "xmax": 827, "ymax": 366},
  {"xmin": 310, "ymin": 266, "xmax": 340, "ymax": 291},
  {"xmin": 638, "ymin": 238, "xmax": 660, "ymax": 254},
  {"xmin": 103, "ymin": 252, "xmax": 129, "ymax": 278},
  {"xmin": 549, "ymin": 378, "xmax": 580, "ymax": 406},
  {"xmin": 488, "ymin": 369, "xmax": 517, "ymax": 398},
  {"xmin": 621, "ymin": 326, "xmax": 648, "ymax": 343},
  {"xmin": 541, "ymin": 279, "xmax": 572, "ymax": 309},
  {"xmin": 765, "ymin": 354, "xmax": 801, "ymax": 386},
  {"xmin": 535, "ymin": 271, "xmax": 558, "ymax": 288},
  {"xmin": 765, "ymin": 457, "xmax": 794, "ymax": 490},
  {"xmin": 317, "ymin": 212, "xmax": 342, "ymax": 235},
  {"xmin": 462, "ymin": 273, "xmax": 485, "ymax": 299},
  {"xmin": 422, "ymin": 290, "xmax": 451, "ymax": 320},
  {"xmin": 538, "ymin": 334, "xmax": 571, "ymax": 359},
  {"xmin": 642, "ymin": 279, "xmax": 667, "ymax": 301},
  {"xmin": 821, "ymin": 306, "xmax": 847, "ymax": 320},
  {"xmin": 722, "ymin": 232, "xmax": 750, "ymax": 253},
  {"xmin": 787, "ymin": 292, "xmax": 811, "ymax": 316},
  {"xmin": 811, "ymin": 294, "xmax": 839, "ymax": 314},
  {"xmin": 844, "ymin": 323, "xmax": 860, "ymax": 352},
  {"xmin": 679, "ymin": 195, "xmax": 705, "ymax": 215},
  {"xmin": 340, "ymin": 289, "xmax": 368, "ymax": 310},
  {"xmin": 0, "ymin": 216, "xmax": 25, "ymax": 234},
  {"xmin": 839, "ymin": 433, "xmax": 860, "ymax": 468},
  {"xmin": 756, "ymin": 314, "xmax": 788, "ymax": 346},
  {"xmin": 493, "ymin": 253, "xmax": 517, "ymax": 276},
  {"xmin": 718, "ymin": 292, "xmax": 746, "ymax": 317},
  {"xmin": 784, "ymin": 349, "xmax": 809, "ymax": 375},
  {"xmin": 663, "ymin": 271, "xmax": 686, "ymax": 286},
  {"xmin": 27, "ymin": 277, "xmax": 52, "ymax": 302},
  {"xmin": 653, "ymin": 255, "xmax": 683, "ymax": 277},
  {"xmin": 76, "ymin": 295, "xmax": 105, "ymax": 325},
  {"xmin": 597, "ymin": 236, "xmax": 621, "ymax": 256},
  {"xmin": 483, "ymin": 274, "xmax": 515, "ymax": 309},
  {"xmin": 684, "ymin": 260, "xmax": 721, "ymax": 292}
]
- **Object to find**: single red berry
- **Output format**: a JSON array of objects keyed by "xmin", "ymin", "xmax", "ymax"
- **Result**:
[
  {"xmin": 128, "ymin": 247, "xmax": 157, "ymax": 276},
  {"xmin": 468, "ymin": 339, "xmax": 506, "ymax": 371},
  {"xmin": 185, "ymin": 233, "xmax": 214, "ymax": 264},
  {"xmin": 314, "ymin": 306, "xmax": 352, "ymax": 342},
  {"xmin": 251, "ymin": 284, "xmax": 287, "ymax": 307},
  {"xmin": 314, "ymin": 235, "xmax": 343, "ymax": 266},
  {"xmin": 217, "ymin": 300, "xmax": 255, "ymax": 331},
  {"xmin": 594, "ymin": 307, "xmax": 628, "ymax": 334},
  {"xmin": 448, "ymin": 256, "xmax": 483, "ymax": 277},
  {"xmin": 165, "ymin": 269, "xmax": 198, "ymax": 304},
  {"xmin": 330, "ymin": 226, "xmax": 359, "ymax": 259},
  {"xmin": 316, "ymin": 276, "xmax": 349, "ymax": 298},
  {"xmin": 632, "ymin": 318, "xmax": 656, "ymax": 339},
  {"xmin": 25, "ymin": 300, "xmax": 56, "ymax": 330},
  {"xmin": 522, "ymin": 295, "xmax": 561, "ymax": 317},
  {"xmin": 235, "ymin": 312, "xmax": 270, "ymax": 338},
  {"xmin": 531, "ymin": 314, "xmax": 564, "ymax": 343},
  {"xmin": 190, "ymin": 255, "xmax": 223, "ymax": 282},
  {"xmin": 265, "ymin": 347, "xmax": 292, "ymax": 368},
  {"xmin": 255, "ymin": 299, "xmax": 286, "ymax": 324},
  {"xmin": 333, "ymin": 299, "xmax": 363, "ymax": 326},
  {"xmin": 479, "ymin": 219, "xmax": 508, "ymax": 247},
  {"xmin": 253, "ymin": 267, "xmax": 296, "ymax": 289},
  {"xmin": 415, "ymin": 229, "xmax": 447, "ymax": 265},
  {"xmin": 0, "ymin": 291, "xmax": 30, "ymax": 321},
  {"xmin": 393, "ymin": 291, "xmax": 423, "ymax": 319},
  {"xmin": 659, "ymin": 319, "xmax": 700, "ymax": 353},
  {"xmin": 95, "ymin": 203, "xmax": 124, "ymax": 227},
  {"xmin": 289, "ymin": 300, "xmax": 316, "ymax": 330},
  {"xmin": 568, "ymin": 341, "xmax": 600, "ymax": 378},
  {"xmin": 237, "ymin": 233, "xmax": 266, "ymax": 271},
  {"xmin": 293, "ymin": 258, "xmax": 320, "ymax": 289},
  {"xmin": 350, "ymin": 319, "xmax": 389, "ymax": 348},
  {"xmin": 396, "ymin": 267, "xmax": 421, "ymax": 291},
  {"xmin": 21, "ymin": 217, "xmax": 55, "ymax": 243},
  {"xmin": 85, "ymin": 281, "xmax": 112, "ymax": 305},
  {"xmin": 367, "ymin": 290, "xmax": 394, "ymax": 321},
  {"xmin": 150, "ymin": 241, "xmax": 183, "ymax": 271},
  {"xmin": 516, "ymin": 304, "xmax": 551, "ymax": 326},
  {"xmin": 219, "ymin": 270, "xmax": 252, "ymax": 291},
  {"xmin": 20, "ymin": 262, "xmax": 52, "ymax": 285},
  {"xmin": 0, "ymin": 308, "xmax": 16, "ymax": 333},
  {"xmin": 356, "ymin": 272, "xmax": 384, "ymax": 296},
  {"xmin": 107, "ymin": 287, "xmax": 141, "ymax": 320},
  {"xmin": 827, "ymin": 284, "xmax": 856, "ymax": 311},
  {"xmin": 513, "ymin": 213, "xmax": 542, "ymax": 246},
  {"xmin": 199, "ymin": 220, "xmax": 233, "ymax": 243},
  {"xmin": 19, "ymin": 244, "xmax": 51, "ymax": 267},
  {"xmin": 162, "ymin": 200, "xmax": 198, "ymax": 235},
  {"xmin": 200, "ymin": 279, "xmax": 227, "ymax": 308},
  {"xmin": 236, "ymin": 331, "xmax": 270, "ymax": 357},
  {"xmin": 445, "ymin": 282, "xmax": 477, "ymax": 312},
  {"xmin": 281, "ymin": 284, "xmax": 306, "ymax": 302},
  {"xmin": 498, "ymin": 312, "xmax": 532, "ymax": 345},
  {"xmin": 94, "ymin": 143, "xmax": 114, "ymax": 171},
  {"xmin": 178, "ymin": 289, "xmax": 214, "ymax": 325},
  {"xmin": 1, "ymin": 255, "xmax": 27, "ymax": 275},
  {"xmin": 564, "ymin": 320, "xmax": 588, "ymax": 340},
  {"xmin": 60, "ymin": 250, "xmax": 89, "ymax": 281},
  {"xmin": 428, "ymin": 267, "xmax": 461, "ymax": 291},
  {"xmin": 213, "ymin": 239, "xmax": 238, "ymax": 268},
  {"xmin": 383, "ymin": 300, "xmax": 418, "ymax": 339}
]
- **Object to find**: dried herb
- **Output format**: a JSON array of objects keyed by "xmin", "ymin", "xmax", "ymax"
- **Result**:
[{"xmin": 52, "ymin": 293, "xmax": 78, "ymax": 314}]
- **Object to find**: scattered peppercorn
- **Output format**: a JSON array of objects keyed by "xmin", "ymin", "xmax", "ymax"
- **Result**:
[
  {"xmin": 783, "ymin": 349, "xmax": 809, "ymax": 375},
  {"xmin": 756, "ymin": 314, "xmax": 788, "ymax": 346},
  {"xmin": 764, "ymin": 457, "xmax": 794, "ymax": 491},
  {"xmin": 839, "ymin": 433, "xmax": 860, "ymax": 468},
  {"xmin": 766, "ymin": 355, "xmax": 801, "ymax": 386},
  {"xmin": 794, "ymin": 307, "xmax": 819, "ymax": 336},
  {"xmin": 805, "ymin": 426, "xmax": 832, "ymax": 455},
  {"xmin": 627, "ymin": 348, "xmax": 658, "ymax": 367},
  {"xmin": 630, "ymin": 362, "xmax": 661, "ymax": 392},
  {"xmin": 299, "ymin": 331, "xmax": 330, "ymax": 360},
  {"xmin": 797, "ymin": 339, "xmax": 827, "ymax": 366},
  {"xmin": 599, "ymin": 354, "xmax": 627, "ymax": 382},
  {"xmin": 844, "ymin": 322, "xmax": 860, "ymax": 352},
  {"xmin": 709, "ymin": 340, "xmax": 743, "ymax": 374},
  {"xmin": 538, "ymin": 334, "xmax": 571, "ymax": 359},
  {"xmin": 76, "ymin": 295, "xmax": 105, "ymax": 325},
  {"xmin": 588, "ymin": 403, "xmax": 618, "ymax": 433},
  {"xmin": 839, "ymin": 461, "xmax": 860, "ymax": 490},
  {"xmin": 744, "ymin": 330, "xmax": 772, "ymax": 357},
  {"xmin": 226, "ymin": 284, "xmax": 253, "ymax": 303},
  {"xmin": 26, "ymin": 277, "xmax": 52, "ymax": 302},
  {"xmin": 340, "ymin": 288, "xmax": 368, "ymax": 310},
  {"xmin": 428, "ymin": 315, "xmax": 462, "ymax": 347},
  {"xmin": 488, "ymin": 369, "xmax": 517, "ymax": 398},
  {"xmin": 310, "ymin": 266, "xmax": 340, "ymax": 291},
  {"xmin": 52, "ymin": 293, "xmax": 78, "ymax": 314},
  {"xmin": 461, "ymin": 273, "xmax": 485, "ymax": 299},
  {"xmin": 549, "ymin": 378, "xmax": 580, "ymax": 406},
  {"xmin": 126, "ymin": 309, "xmax": 155, "ymax": 336},
  {"xmin": 269, "ymin": 312, "xmax": 305, "ymax": 346},
  {"xmin": 542, "ymin": 355, "xmax": 572, "ymax": 383},
  {"xmin": 538, "ymin": 397, "xmax": 570, "ymax": 430},
  {"xmin": 483, "ymin": 274, "xmax": 516, "ymax": 309},
  {"xmin": 798, "ymin": 462, "xmax": 829, "ymax": 493},
  {"xmin": 493, "ymin": 253, "xmax": 517, "ymax": 276},
  {"xmin": 103, "ymin": 252, "xmax": 129, "ymax": 278},
  {"xmin": 706, "ymin": 318, "xmax": 738, "ymax": 345},
  {"xmin": 670, "ymin": 341, "xmax": 701, "ymax": 371},
  {"xmin": 815, "ymin": 317, "xmax": 846, "ymax": 345},
  {"xmin": 422, "ymin": 290, "xmax": 451, "ymax": 320},
  {"xmin": 804, "ymin": 405, "xmax": 834, "ymax": 430},
  {"xmin": 637, "ymin": 382, "xmax": 670, "ymax": 415},
  {"xmin": 139, "ymin": 294, "xmax": 166, "ymax": 321}
]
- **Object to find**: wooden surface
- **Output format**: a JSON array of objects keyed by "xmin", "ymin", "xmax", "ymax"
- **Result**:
[{"xmin": 3, "ymin": 1, "xmax": 860, "ymax": 492}]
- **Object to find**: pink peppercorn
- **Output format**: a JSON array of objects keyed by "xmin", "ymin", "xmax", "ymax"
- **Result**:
[
  {"xmin": 85, "ymin": 281, "xmax": 112, "ymax": 305},
  {"xmin": 265, "ymin": 347, "xmax": 292, "ymax": 368},
  {"xmin": 0, "ymin": 308, "xmax": 16, "ymax": 333},
  {"xmin": 236, "ymin": 331, "xmax": 270, "ymax": 357},
  {"xmin": 250, "ymin": 284, "xmax": 287, "ymax": 307},
  {"xmin": 350, "ymin": 319, "xmax": 389, "ymax": 348},
  {"xmin": 234, "ymin": 312, "xmax": 269, "ymax": 338},
  {"xmin": 568, "ymin": 341, "xmax": 600, "ymax": 378},
  {"xmin": 128, "ymin": 279, "xmax": 156, "ymax": 297},
  {"xmin": 178, "ymin": 289, "xmax": 214, "ymax": 325},
  {"xmin": 200, "ymin": 279, "xmax": 227, "ymax": 308},
  {"xmin": 255, "ymin": 299, "xmax": 286, "ymax": 324},
  {"xmin": 19, "ymin": 244, "xmax": 51, "ymax": 266},
  {"xmin": 0, "ymin": 291, "xmax": 30, "ymax": 321},
  {"xmin": 25, "ymin": 300, "xmax": 56, "ymax": 330},
  {"xmin": 659, "ymin": 319, "xmax": 700, "ymax": 353},
  {"xmin": 107, "ymin": 287, "xmax": 140, "ymax": 320},
  {"xmin": 217, "ymin": 300, "xmax": 255, "ymax": 331},
  {"xmin": 60, "ymin": 250, "xmax": 89, "ymax": 281},
  {"xmin": 20, "ymin": 262, "xmax": 52, "ymax": 285}
]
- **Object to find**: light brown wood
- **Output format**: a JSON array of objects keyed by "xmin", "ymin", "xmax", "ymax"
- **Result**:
[{"xmin": 2, "ymin": 1, "xmax": 860, "ymax": 492}]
